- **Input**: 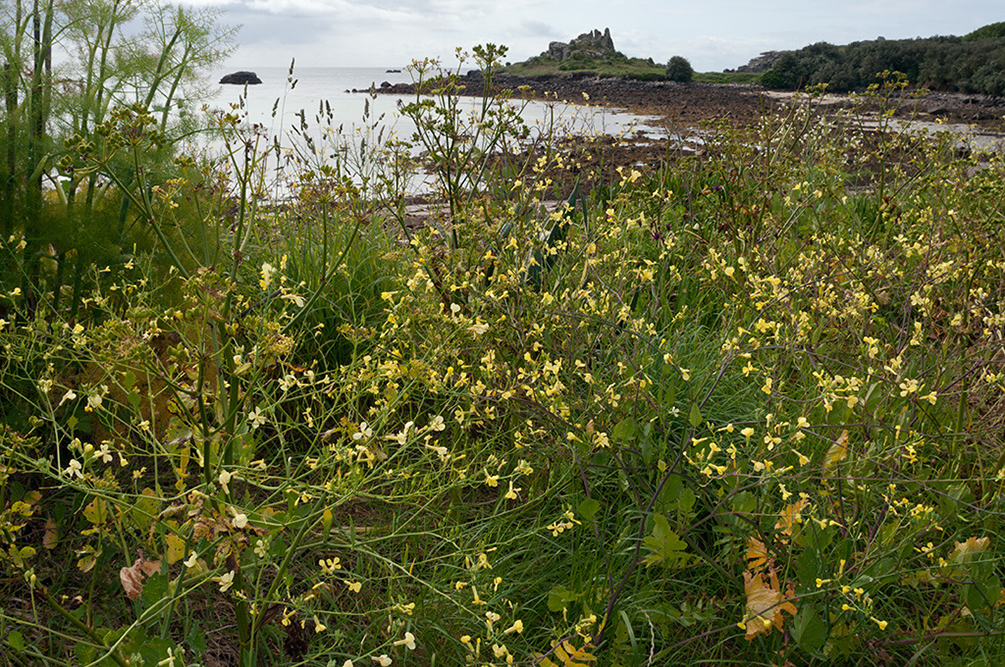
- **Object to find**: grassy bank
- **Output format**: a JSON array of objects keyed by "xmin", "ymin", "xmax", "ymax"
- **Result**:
[
  {"xmin": 2, "ymin": 59, "xmax": 1005, "ymax": 667},
  {"xmin": 503, "ymin": 56, "xmax": 762, "ymax": 85}
]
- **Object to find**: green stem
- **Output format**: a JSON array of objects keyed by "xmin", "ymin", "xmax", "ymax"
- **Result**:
[{"xmin": 42, "ymin": 587, "xmax": 129, "ymax": 667}]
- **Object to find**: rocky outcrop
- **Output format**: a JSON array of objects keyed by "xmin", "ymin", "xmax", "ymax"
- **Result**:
[
  {"xmin": 727, "ymin": 52, "xmax": 784, "ymax": 74},
  {"xmin": 544, "ymin": 28, "xmax": 616, "ymax": 61},
  {"xmin": 219, "ymin": 71, "xmax": 262, "ymax": 85}
]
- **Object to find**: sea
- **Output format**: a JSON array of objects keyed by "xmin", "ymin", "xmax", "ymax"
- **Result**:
[
  {"xmin": 197, "ymin": 66, "xmax": 661, "ymax": 194},
  {"xmin": 204, "ymin": 66, "xmax": 658, "ymax": 138}
]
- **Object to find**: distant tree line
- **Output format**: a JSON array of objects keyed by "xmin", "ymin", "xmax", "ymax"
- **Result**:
[{"xmin": 761, "ymin": 22, "xmax": 1005, "ymax": 96}]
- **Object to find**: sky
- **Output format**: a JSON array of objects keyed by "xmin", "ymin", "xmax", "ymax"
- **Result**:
[{"xmin": 186, "ymin": 0, "xmax": 1004, "ymax": 73}]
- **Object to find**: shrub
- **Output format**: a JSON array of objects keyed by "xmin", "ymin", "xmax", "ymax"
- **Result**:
[{"xmin": 665, "ymin": 55, "xmax": 694, "ymax": 82}]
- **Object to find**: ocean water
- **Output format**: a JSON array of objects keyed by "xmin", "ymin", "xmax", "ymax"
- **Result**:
[
  {"xmin": 198, "ymin": 67, "xmax": 661, "ymax": 195},
  {"xmin": 203, "ymin": 66, "xmax": 659, "ymax": 148}
]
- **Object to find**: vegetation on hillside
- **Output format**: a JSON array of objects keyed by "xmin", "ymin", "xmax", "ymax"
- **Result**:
[
  {"xmin": 504, "ymin": 50, "xmax": 667, "ymax": 79},
  {"xmin": 4, "ymin": 24, "xmax": 1005, "ymax": 667},
  {"xmin": 761, "ymin": 22, "xmax": 1005, "ymax": 94}
]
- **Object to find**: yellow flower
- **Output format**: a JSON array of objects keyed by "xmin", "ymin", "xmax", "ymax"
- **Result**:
[
  {"xmin": 65, "ymin": 459, "xmax": 83, "ymax": 479},
  {"xmin": 393, "ymin": 631, "xmax": 416, "ymax": 650},
  {"xmin": 504, "ymin": 619, "xmax": 524, "ymax": 634},
  {"xmin": 218, "ymin": 470, "xmax": 232, "ymax": 494},
  {"xmin": 217, "ymin": 571, "xmax": 235, "ymax": 592}
]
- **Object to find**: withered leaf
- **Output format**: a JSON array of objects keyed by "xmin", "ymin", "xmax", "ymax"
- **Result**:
[
  {"xmin": 742, "ymin": 569, "xmax": 797, "ymax": 640},
  {"xmin": 119, "ymin": 556, "xmax": 162, "ymax": 601}
]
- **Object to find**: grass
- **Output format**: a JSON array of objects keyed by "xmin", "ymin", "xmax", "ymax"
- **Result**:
[
  {"xmin": 504, "ymin": 57, "xmax": 665, "ymax": 79},
  {"xmin": 502, "ymin": 51, "xmax": 763, "ymax": 85},
  {"xmin": 2, "ymin": 64, "xmax": 1005, "ymax": 667},
  {"xmin": 693, "ymin": 71, "xmax": 764, "ymax": 85}
]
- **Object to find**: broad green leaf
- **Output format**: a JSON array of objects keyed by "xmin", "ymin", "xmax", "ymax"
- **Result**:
[
  {"xmin": 7, "ymin": 630, "xmax": 24, "ymax": 651},
  {"xmin": 677, "ymin": 487, "xmax": 696, "ymax": 516},
  {"xmin": 792, "ymin": 604, "xmax": 828, "ymax": 652},
  {"xmin": 130, "ymin": 488, "xmax": 159, "ymax": 532},
  {"xmin": 642, "ymin": 513, "xmax": 688, "ymax": 567},
  {"xmin": 611, "ymin": 418, "xmax": 637, "ymax": 444},
  {"xmin": 83, "ymin": 498, "xmax": 108, "ymax": 525},
  {"xmin": 547, "ymin": 585, "xmax": 579, "ymax": 613},
  {"xmin": 577, "ymin": 498, "xmax": 601, "ymax": 520},
  {"xmin": 164, "ymin": 533, "xmax": 186, "ymax": 565},
  {"xmin": 688, "ymin": 402, "xmax": 703, "ymax": 428},
  {"xmin": 796, "ymin": 548, "xmax": 819, "ymax": 587}
]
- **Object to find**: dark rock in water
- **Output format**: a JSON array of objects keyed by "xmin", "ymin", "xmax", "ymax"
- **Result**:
[
  {"xmin": 220, "ymin": 71, "xmax": 262, "ymax": 85},
  {"xmin": 380, "ymin": 81, "xmax": 391, "ymax": 88},
  {"xmin": 386, "ymin": 68, "xmax": 402, "ymax": 73}
]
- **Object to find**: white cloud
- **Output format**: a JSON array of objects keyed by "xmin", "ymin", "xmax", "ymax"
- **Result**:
[{"xmin": 197, "ymin": 0, "xmax": 1005, "ymax": 70}]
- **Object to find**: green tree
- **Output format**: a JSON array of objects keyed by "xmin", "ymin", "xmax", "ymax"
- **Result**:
[
  {"xmin": 665, "ymin": 55, "xmax": 693, "ymax": 82},
  {"xmin": 0, "ymin": 0, "xmax": 235, "ymax": 313},
  {"xmin": 964, "ymin": 21, "xmax": 1005, "ymax": 41}
]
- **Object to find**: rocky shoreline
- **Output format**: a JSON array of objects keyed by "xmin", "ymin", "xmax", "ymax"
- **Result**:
[
  {"xmin": 366, "ymin": 71, "xmax": 1005, "ymax": 199},
  {"xmin": 371, "ymin": 71, "xmax": 1005, "ymax": 132}
]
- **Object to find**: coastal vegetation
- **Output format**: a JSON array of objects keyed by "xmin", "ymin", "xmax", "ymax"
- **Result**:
[
  {"xmin": 504, "ymin": 51, "xmax": 667, "ymax": 79},
  {"xmin": 4, "ymin": 11, "xmax": 1005, "ymax": 667},
  {"xmin": 664, "ymin": 56, "xmax": 694, "ymax": 83},
  {"xmin": 761, "ymin": 21, "xmax": 1005, "ymax": 94}
]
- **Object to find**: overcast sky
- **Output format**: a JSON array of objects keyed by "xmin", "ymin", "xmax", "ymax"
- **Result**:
[{"xmin": 190, "ymin": 0, "xmax": 1003, "ymax": 72}]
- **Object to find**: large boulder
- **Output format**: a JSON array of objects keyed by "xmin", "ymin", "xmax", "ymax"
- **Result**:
[{"xmin": 219, "ymin": 71, "xmax": 262, "ymax": 85}]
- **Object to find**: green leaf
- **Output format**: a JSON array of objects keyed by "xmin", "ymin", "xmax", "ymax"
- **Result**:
[
  {"xmin": 792, "ymin": 603, "xmax": 828, "ymax": 652},
  {"xmin": 677, "ymin": 488, "xmax": 696, "ymax": 517},
  {"xmin": 797, "ymin": 548, "xmax": 820, "ymax": 587},
  {"xmin": 130, "ymin": 487, "xmax": 159, "ymax": 533},
  {"xmin": 612, "ymin": 418, "xmax": 637, "ymax": 445},
  {"xmin": 140, "ymin": 572, "xmax": 169, "ymax": 609},
  {"xmin": 642, "ymin": 513, "xmax": 688, "ymax": 567},
  {"xmin": 657, "ymin": 475, "xmax": 683, "ymax": 513},
  {"xmin": 966, "ymin": 575, "xmax": 1000, "ymax": 613},
  {"xmin": 83, "ymin": 498, "xmax": 108, "ymax": 525},
  {"xmin": 7, "ymin": 630, "xmax": 24, "ymax": 651},
  {"xmin": 577, "ymin": 498, "xmax": 601, "ymax": 520},
  {"xmin": 547, "ymin": 585, "xmax": 578, "ymax": 612},
  {"xmin": 731, "ymin": 491, "xmax": 756, "ymax": 515},
  {"xmin": 688, "ymin": 402, "xmax": 702, "ymax": 428}
]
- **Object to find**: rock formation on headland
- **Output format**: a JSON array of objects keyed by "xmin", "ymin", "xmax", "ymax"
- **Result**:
[
  {"xmin": 219, "ymin": 71, "xmax": 262, "ymax": 85},
  {"xmin": 736, "ymin": 52, "xmax": 783, "ymax": 73},
  {"xmin": 722, "ymin": 52, "xmax": 783, "ymax": 74},
  {"xmin": 543, "ymin": 28, "xmax": 615, "ymax": 61}
]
